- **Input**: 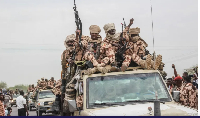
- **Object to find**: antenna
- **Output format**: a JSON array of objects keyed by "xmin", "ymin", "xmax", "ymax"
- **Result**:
[{"xmin": 150, "ymin": 0, "xmax": 161, "ymax": 116}]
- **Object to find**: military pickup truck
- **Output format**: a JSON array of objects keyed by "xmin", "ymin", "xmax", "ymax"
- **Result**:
[
  {"xmin": 65, "ymin": 68, "xmax": 198, "ymax": 116},
  {"xmin": 34, "ymin": 89, "xmax": 59, "ymax": 116}
]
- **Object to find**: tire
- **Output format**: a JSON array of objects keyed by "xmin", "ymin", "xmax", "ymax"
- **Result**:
[
  {"xmin": 36, "ymin": 110, "xmax": 42, "ymax": 116},
  {"xmin": 39, "ymin": 111, "xmax": 42, "ymax": 116}
]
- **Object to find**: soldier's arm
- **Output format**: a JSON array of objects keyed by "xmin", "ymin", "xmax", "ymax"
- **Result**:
[
  {"xmin": 123, "ymin": 18, "xmax": 134, "ymax": 33},
  {"xmin": 172, "ymin": 64, "xmax": 178, "ymax": 77}
]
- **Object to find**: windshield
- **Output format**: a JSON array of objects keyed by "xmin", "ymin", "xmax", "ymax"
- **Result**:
[
  {"xmin": 87, "ymin": 73, "xmax": 172, "ymax": 108},
  {"xmin": 39, "ymin": 91, "xmax": 55, "ymax": 99},
  {"xmin": 13, "ymin": 94, "xmax": 20, "ymax": 98},
  {"xmin": 29, "ymin": 92, "xmax": 33, "ymax": 98}
]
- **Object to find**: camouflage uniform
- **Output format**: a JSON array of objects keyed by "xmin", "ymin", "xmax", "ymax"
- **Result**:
[
  {"xmin": 38, "ymin": 78, "xmax": 46, "ymax": 90},
  {"xmin": 47, "ymin": 77, "xmax": 56, "ymax": 89},
  {"xmin": 61, "ymin": 34, "xmax": 88, "ymax": 63},
  {"xmin": 31, "ymin": 84, "xmax": 35, "ymax": 92},
  {"xmin": 122, "ymin": 27, "xmax": 162, "ymax": 70},
  {"xmin": 52, "ymin": 79, "xmax": 62, "ymax": 95},
  {"xmin": 82, "ymin": 25, "xmax": 102, "ymax": 67},
  {"xmin": 179, "ymin": 83, "xmax": 198, "ymax": 109},
  {"xmin": 76, "ymin": 95, "xmax": 83, "ymax": 109}
]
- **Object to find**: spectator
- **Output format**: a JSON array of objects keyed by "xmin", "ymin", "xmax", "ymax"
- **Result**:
[
  {"xmin": 193, "ymin": 67, "xmax": 198, "ymax": 89},
  {"xmin": 7, "ymin": 107, "xmax": 12, "ymax": 116},
  {"xmin": 4, "ymin": 92, "xmax": 11, "ymax": 109},
  {"xmin": 166, "ymin": 78, "xmax": 173, "ymax": 94},
  {"xmin": 0, "ymin": 92, "xmax": 5, "ymax": 116},
  {"xmin": 16, "ymin": 91, "xmax": 29, "ymax": 116},
  {"xmin": 172, "ymin": 76, "xmax": 183, "ymax": 91},
  {"xmin": 179, "ymin": 76, "xmax": 198, "ymax": 109}
]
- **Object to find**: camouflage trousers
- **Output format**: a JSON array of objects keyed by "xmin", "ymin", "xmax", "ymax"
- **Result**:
[
  {"xmin": 83, "ymin": 51, "xmax": 115, "ymax": 67},
  {"xmin": 83, "ymin": 51, "xmax": 100, "ymax": 67},
  {"xmin": 179, "ymin": 83, "xmax": 198, "ymax": 109},
  {"xmin": 122, "ymin": 54, "xmax": 150, "ymax": 69},
  {"xmin": 99, "ymin": 47, "xmax": 115, "ymax": 67},
  {"xmin": 0, "ymin": 101, "xmax": 5, "ymax": 116},
  {"xmin": 122, "ymin": 53, "xmax": 162, "ymax": 70}
]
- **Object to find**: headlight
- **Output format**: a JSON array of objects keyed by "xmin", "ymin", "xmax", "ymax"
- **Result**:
[
  {"xmin": 38, "ymin": 102, "xmax": 44, "ymax": 106},
  {"xmin": 10, "ymin": 100, "xmax": 13, "ymax": 102}
]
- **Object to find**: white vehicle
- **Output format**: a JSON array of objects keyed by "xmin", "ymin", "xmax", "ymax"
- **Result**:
[
  {"xmin": 34, "ymin": 89, "xmax": 57, "ymax": 116},
  {"xmin": 65, "ymin": 69, "xmax": 198, "ymax": 116}
]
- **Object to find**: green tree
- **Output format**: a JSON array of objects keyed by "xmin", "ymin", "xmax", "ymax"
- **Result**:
[
  {"xmin": 0, "ymin": 81, "xmax": 7, "ymax": 89},
  {"xmin": 9, "ymin": 84, "xmax": 29, "ymax": 93}
]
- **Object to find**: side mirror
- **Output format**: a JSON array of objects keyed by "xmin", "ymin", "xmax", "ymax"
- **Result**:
[
  {"xmin": 172, "ymin": 91, "xmax": 180, "ymax": 102},
  {"xmin": 67, "ymin": 100, "xmax": 77, "ymax": 112}
]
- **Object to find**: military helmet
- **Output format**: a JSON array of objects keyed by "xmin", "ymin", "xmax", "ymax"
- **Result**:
[
  {"xmin": 129, "ymin": 27, "xmax": 140, "ymax": 35},
  {"xmin": 89, "ymin": 25, "xmax": 101, "ymax": 33}
]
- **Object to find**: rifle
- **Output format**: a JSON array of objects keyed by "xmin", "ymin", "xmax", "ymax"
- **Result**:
[
  {"xmin": 115, "ymin": 22, "xmax": 130, "ymax": 67},
  {"xmin": 73, "ymin": 0, "xmax": 82, "ymax": 49}
]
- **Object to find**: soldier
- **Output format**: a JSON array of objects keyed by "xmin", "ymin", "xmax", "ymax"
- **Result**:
[
  {"xmin": 28, "ymin": 85, "xmax": 32, "ymax": 92},
  {"xmin": 31, "ymin": 84, "xmax": 35, "ymax": 92},
  {"xmin": 121, "ymin": 27, "xmax": 162, "ymax": 71},
  {"xmin": 48, "ymin": 77, "xmax": 56, "ymax": 89},
  {"xmin": 98, "ymin": 23, "xmax": 116, "ymax": 68},
  {"xmin": 179, "ymin": 76, "xmax": 198, "ymax": 109},
  {"xmin": 45, "ymin": 79, "xmax": 48, "ymax": 87},
  {"xmin": 52, "ymin": 79, "xmax": 62, "ymax": 95},
  {"xmin": 38, "ymin": 78, "xmax": 46, "ymax": 90},
  {"xmin": 83, "ymin": 25, "xmax": 110, "ymax": 74}
]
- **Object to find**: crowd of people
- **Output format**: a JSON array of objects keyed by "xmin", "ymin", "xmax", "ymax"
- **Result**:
[
  {"xmin": 166, "ymin": 64, "xmax": 198, "ymax": 109},
  {"xmin": 0, "ymin": 88, "xmax": 19, "ymax": 116},
  {"xmin": 0, "ymin": 76, "xmax": 63, "ymax": 116}
]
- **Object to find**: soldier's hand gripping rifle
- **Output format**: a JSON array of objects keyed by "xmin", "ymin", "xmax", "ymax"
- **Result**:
[{"xmin": 73, "ymin": 0, "xmax": 82, "ymax": 49}]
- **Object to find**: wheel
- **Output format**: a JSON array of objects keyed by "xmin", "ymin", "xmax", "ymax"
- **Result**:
[
  {"xmin": 36, "ymin": 110, "xmax": 42, "ymax": 116},
  {"xmin": 39, "ymin": 111, "xmax": 42, "ymax": 116}
]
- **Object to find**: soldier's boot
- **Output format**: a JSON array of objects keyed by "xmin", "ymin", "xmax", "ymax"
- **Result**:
[
  {"xmin": 151, "ymin": 55, "xmax": 162, "ymax": 70},
  {"xmin": 87, "ymin": 67, "xmax": 97, "ymax": 75},
  {"xmin": 121, "ymin": 65, "xmax": 128, "ymax": 72},
  {"xmin": 97, "ymin": 66, "xmax": 108, "ymax": 74},
  {"xmin": 138, "ymin": 54, "xmax": 152, "ymax": 69},
  {"xmin": 110, "ymin": 63, "xmax": 120, "ymax": 72}
]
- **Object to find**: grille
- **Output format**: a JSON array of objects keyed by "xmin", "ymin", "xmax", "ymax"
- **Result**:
[{"xmin": 44, "ymin": 101, "xmax": 51, "ymax": 106}]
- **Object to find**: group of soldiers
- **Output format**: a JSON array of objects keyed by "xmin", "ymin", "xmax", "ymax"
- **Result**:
[
  {"xmin": 167, "ymin": 65, "xmax": 198, "ymax": 109},
  {"xmin": 27, "ymin": 77, "xmax": 62, "ymax": 97},
  {"xmin": 61, "ymin": 18, "xmax": 164, "ymax": 74},
  {"xmin": 61, "ymin": 18, "xmax": 165, "ymax": 111}
]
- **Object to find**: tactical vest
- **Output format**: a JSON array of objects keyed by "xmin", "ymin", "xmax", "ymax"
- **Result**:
[{"xmin": 87, "ymin": 38, "xmax": 102, "ymax": 60}]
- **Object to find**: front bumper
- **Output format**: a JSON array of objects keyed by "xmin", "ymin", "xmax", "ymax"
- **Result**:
[
  {"xmin": 38, "ymin": 105, "xmax": 54, "ymax": 113},
  {"xmin": 29, "ymin": 103, "xmax": 35, "ymax": 108}
]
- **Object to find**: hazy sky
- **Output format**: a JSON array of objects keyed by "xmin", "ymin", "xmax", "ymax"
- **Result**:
[{"xmin": 0, "ymin": 0, "xmax": 198, "ymax": 87}]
